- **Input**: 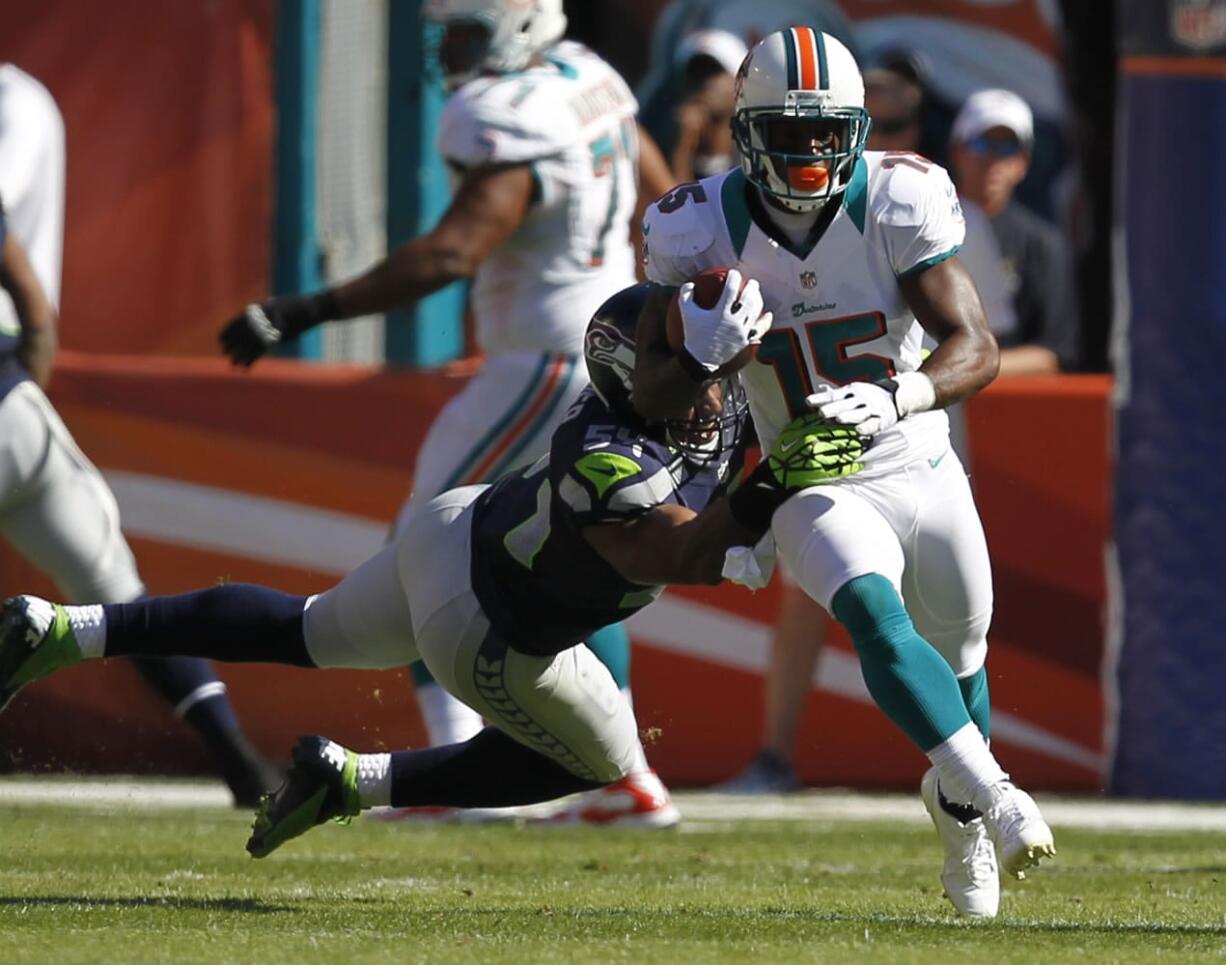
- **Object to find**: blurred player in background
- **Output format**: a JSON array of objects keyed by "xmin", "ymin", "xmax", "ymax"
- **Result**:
[
  {"xmin": 634, "ymin": 29, "xmax": 1055, "ymax": 918},
  {"xmin": 0, "ymin": 284, "xmax": 865, "ymax": 852},
  {"xmin": 217, "ymin": 1, "xmax": 678, "ymax": 825},
  {"xmin": 0, "ymin": 64, "xmax": 277, "ymax": 805}
]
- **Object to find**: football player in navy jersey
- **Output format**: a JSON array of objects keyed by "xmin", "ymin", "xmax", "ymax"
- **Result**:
[{"xmin": 0, "ymin": 284, "xmax": 862, "ymax": 856}]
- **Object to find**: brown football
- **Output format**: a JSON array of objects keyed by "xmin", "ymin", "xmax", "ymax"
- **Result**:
[{"xmin": 666, "ymin": 267, "xmax": 761, "ymax": 378}]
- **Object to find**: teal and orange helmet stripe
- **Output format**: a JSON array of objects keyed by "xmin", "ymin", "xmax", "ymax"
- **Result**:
[{"xmin": 783, "ymin": 26, "xmax": 829, "ymax": 91}]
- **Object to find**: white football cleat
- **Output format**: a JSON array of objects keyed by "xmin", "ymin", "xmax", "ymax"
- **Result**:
[
  {"xmin": 920, "ymin": 767, "xmax": 999, "ymax": 918},
  {"xmin": 981, "ymin": 782, "xmax": 1057, "ymax": 879},
  {"xmin": 545, "ymin": 769, "xmax": 680, "ymax": 829}
]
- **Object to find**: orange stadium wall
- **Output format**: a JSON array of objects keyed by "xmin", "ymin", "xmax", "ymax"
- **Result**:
[
  {"xmin": 0, "ymin": 0, "xmax": 276, "ymax": 356},
  {"xmin": 0, "ymin": 358, "xmax": 1113, "ymax": 793}
]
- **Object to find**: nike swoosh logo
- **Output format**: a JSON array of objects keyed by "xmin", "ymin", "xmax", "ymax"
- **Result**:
[
  {"xmin": 587, "ymin": 465, "xmax": 619, "ymax": 477},
  {"xmin": 928, "ymin": 451, "xmax": 948, "ymax": 469},
  {"xmin": 779, "ymin": 437, "xmax": 803, "ymax": 454}
]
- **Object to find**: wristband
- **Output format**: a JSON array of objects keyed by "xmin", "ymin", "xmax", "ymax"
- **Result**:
[{"xmin": 876, "ymin": 371, "xmax": 936, "ymax": 419}]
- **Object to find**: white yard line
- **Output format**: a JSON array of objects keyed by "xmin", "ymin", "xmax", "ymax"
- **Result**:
[{"xmin": 1, "ymin": 778, "xmax": 1223, "ymax": 832}]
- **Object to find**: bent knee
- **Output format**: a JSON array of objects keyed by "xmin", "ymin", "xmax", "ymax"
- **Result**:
[{"xmin": 831, "ymin": 573, "xmax": 915, "ymax": 655}]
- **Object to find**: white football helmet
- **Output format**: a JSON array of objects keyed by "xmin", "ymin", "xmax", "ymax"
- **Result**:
[
  {"xmin": 732, "ymin": 27, "xmax": 870, "ymax": 211},
  {"xmin": 424, "ymin": 0, "xmax": 567, "ymax": 89}
]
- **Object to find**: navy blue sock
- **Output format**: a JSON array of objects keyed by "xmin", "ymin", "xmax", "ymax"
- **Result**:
[
  {"xmin": 127, "ymin": 652, "xmax": 278, "ymax": 802},
  {"xmin": 389, "ymin": 726, "xmax": 605, "ymax": 808},
  {"xmin": 128, "ymin": 655, "xmax": 241, "ymax": 732},
  {"xmin": 104, "ymin": 585, "xmax": 313, "ymax": 666}
]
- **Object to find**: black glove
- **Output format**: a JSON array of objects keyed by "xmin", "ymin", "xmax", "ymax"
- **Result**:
[{"xmin": 218, "ymin": 291, "xmax": 338, "ymax": 367}]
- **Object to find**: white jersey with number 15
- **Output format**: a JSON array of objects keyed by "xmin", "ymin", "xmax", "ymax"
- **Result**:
[{"xmin": 643, "ymin": 151, "xmax": 965, "ymax": 475}]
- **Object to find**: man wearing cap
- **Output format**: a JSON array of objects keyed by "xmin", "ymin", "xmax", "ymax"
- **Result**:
[
  {"xmin": 669, "ymin": 29, "xmax": 748, "ymax": 182},
  {"xmin": 950, "ymin": 89, "xmax": 1080, "ymax": 375}
]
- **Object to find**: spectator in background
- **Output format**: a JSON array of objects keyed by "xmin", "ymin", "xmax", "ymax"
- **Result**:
[
  {"xmin": 840, "ymin": 0, "xmax": 1071, "ymax": 224},
  {"xmin": 862, "ymin": 65, "xmax": 922, "ymax": 152},
  {"xmin": 950, "ymin": 89, "xmax": 1081, "ymax": 374},
  {"xmin": 668, "ymin": 30, "xmax": 745, "ymax": 183}
]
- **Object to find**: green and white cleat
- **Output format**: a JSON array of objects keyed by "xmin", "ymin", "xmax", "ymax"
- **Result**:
[
  {"xmin": 246, "ymin": 736, "xmax": 360, "ymax": 858},
  {"xmin": 0, "ymin": 596, "xmax": 82, "ymax": 711},
  {"xmin": 981, "ymin": 783, "xmax": 1057, "ymax": 879}
]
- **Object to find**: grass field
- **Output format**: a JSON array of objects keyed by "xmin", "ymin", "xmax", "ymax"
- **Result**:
[{"xmin": 1, "ymin": 782, "xmax": 1224, "ymax": 963}]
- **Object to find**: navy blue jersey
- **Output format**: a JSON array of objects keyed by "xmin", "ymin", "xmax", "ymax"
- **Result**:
[
  {"xmin": 470, "ymin": 386, "xmax": 743, "ymax": 657},
  {"xmin": 0, "ymin": 201, "xmax": 30, "ymax": 401}
]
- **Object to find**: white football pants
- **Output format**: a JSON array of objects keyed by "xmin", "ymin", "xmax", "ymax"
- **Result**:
[
  {"xmin": 0, "ymin": 381, "xmax": 144, "ymax": 604},
  {"xmin": 771, "ymin": 446, "xmax": 994, "ymax": 678},
  {"xmin": 303, "ymin": 485, "xmax": 641, "ymax": 783}
]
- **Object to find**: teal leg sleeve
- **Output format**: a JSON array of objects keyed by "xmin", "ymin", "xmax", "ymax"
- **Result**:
[
  {"xmin": 409, "ymin": 659, "xmax": 437, "ymax": 688},
  {"xmin": 585, "ymin": 623, "xmax": 631, "ymax": 691},
  {"xmin": 958, "ymin": 666, "xmax": 991, "ymax": 742},
  {"xmin": 831, "ymin": 574, "xmax": 972, "ymax": 753}
]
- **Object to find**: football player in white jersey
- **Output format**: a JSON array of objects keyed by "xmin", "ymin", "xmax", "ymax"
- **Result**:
[
  {"xmin": 634, "ymin": 28, "xmax": 1055, "ymax": 918},
  {"xmin": 0, "ymin": 66, "xmax": 279, "ymax": 806},
  {"xmin": 217, "ymin": 1, "xmax": 678, "ymax": 825}
]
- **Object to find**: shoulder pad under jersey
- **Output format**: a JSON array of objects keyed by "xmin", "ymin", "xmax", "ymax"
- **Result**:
[
  {"xmin": 867, "ymin": 152, "xmax": 961, "ymax": 229},
  {"xmin": 553, "ymin": 426, "xmax": 677, "ymax": 526},
  {"xmin": 641, "ymin": 174, "xmax": 729, "ymax": 286},
  {"xmin": 438, "ymin": 74, "xmax": 577, "ymax": 166},
  {"xmin": 865, "ymin": 152, "xmax": 966, "ymax": 275}
]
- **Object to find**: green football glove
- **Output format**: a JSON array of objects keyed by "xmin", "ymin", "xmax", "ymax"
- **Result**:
[
  {"xmin": 727, "ymin": 415, "xmax": 865, "ymax": 533},
  {"xmin": 766, "ymin": 413, "xmax": 865, "ymax": 488}
]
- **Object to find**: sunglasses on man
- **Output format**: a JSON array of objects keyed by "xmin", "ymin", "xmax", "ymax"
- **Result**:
[{"xmin": 965, "ymin": 133, "xmax": 1025, "ymax": 158}]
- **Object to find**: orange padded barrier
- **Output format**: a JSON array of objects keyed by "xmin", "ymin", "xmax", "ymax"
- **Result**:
[{"xmin": 0, "ymin": 356, "xmax": 1113, "ymax": 791}]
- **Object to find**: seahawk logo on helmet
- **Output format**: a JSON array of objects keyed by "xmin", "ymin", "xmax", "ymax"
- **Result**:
[
  {"xmin": 425, "ymin": 0, "xmax": 568, "ymax": 89},
  {"xmin": 584, "ymin": 284, "xmax": 748, "ymax": 466},
  {"xmin": 732, "ymin": 27, "xmax": 870, "ymax": 212}
]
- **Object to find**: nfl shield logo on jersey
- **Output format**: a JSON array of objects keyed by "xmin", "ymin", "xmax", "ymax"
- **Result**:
[{"xmin": 799, "ymin": 271, "xmax": 817, "ymax": 289}]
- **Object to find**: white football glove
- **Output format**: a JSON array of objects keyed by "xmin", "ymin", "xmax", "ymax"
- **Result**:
[
  {"xmin": 678, "ymin": 269, "xmax": 773, "ymax": 371},
  {"xmin": 808, "ymin": 373, "xmax": 936, "ymax": 438}
]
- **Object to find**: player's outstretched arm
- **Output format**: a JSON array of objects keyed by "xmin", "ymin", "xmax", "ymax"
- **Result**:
[
  {"xmin": 899, "ymin": 256, "xmax": 1000, "ymax": 405},
  {"xmin": 0, "ymin": 230, "xmax": 57, "ymax": 387},
  {"xmin": 584, "ymin": 420, "xmax": 864, "ymax": 586},
  {"xmin": 218, "ymin": 163, "xmax": 535, "ymax": 366}
]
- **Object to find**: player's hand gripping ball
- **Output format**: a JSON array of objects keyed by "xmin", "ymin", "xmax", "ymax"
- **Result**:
[
  {"xmin": 666, "ymin": 267, "xmax": 773, "ymax": 377},
  {"xmin": 765, "ymin": 414, "xmax": 865, "ymax": 489}
]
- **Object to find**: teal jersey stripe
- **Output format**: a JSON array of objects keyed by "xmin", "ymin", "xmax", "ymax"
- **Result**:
[
  {"xmin": 721, "ymin": 169, "xmax": 753, "ymax": 258},
  {"xmin": 482, "ymin": 357, "xmax": 577, "ymax": 482},
  {"xmin": 784, "ymin": 30, "xmax": 799, "ymax": 90},
  {"xmin": 897, "ymin": 245, "xmax": 963, "ymax": 279},
  {"xmin": 441, "ymin": 354, "xmax": 551, "ymax": 491},
  {"xmin": 842, "ymin": 157, "xmax": 868, "ymax": 234},
  {"xmin": 815, "ymin": 30, "xmax": 829, "ymax": 89}
]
